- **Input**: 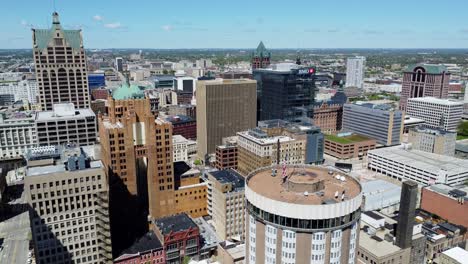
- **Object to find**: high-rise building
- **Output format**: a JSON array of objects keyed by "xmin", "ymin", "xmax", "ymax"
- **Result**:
[
  {"xmin": 35, "ymin": 103, "xmax": 97, "ymax": 147},
  {"xmin": 245, "ymin": 165, "xmax": 362, "ymax": 264},
  {"xmin": 406, "ymin": 97, "xmax": 463, "ymax": 132},
  {"xmin": 253, "ymin": 65, "xmax": 316, "ymax": 121},
  {"xmin": 0, "ymin": 80, "xmax": 38, "ymax": 105},
  {"xmin": 206, "ymin": 169, "xmax": 245, "ymax": 240},
  {"xmin": 115, "ymin": 57, "xmax": 124, "ymax": 72},
  {"xmin": 32, "ymin": 12, "xmax": 90, "ymax": 111},
  {"xmin": 345, "ymin": 56, "xmax": 365, "ymax": 89},
  {"xmin": 196, "ymin": 79, "xmax": 257, "ymax": 158},
  {"xmin": 251, "ymin": 41, "xmax": 271, "ymax": 69},
  {"xmin": 408, "ymin": 127, "xmax": 456, "ymax": 156},
  {"xmin": 0, "ymin": 111, "xmax": 37, "ymax": 160},
  {"xmin": 396, "ymin": 181, "xmax": 418, "ymax": 249},
  {"xmin": 400, "ymin": 64, "xmax": 450, "ymax": 111},
  {"xmin": 342, "ymin": 103, "xmax": 404, "ymax": 146},
  {"xmin": 24, "ymin": 145, "xmax": 112, "ymax": 264}
]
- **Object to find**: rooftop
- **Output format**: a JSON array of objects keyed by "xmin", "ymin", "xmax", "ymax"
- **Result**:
[
  {"xmin": 325, "ymin": 133, "xmax": 373, "ymax": 144},
  {"xmin": 36, "ymin": 107, "xmax": 95, "ymax": 121},
  {"xmin": 33, "ymin": 12, "xmax": 82, "ymax": 51},
  {"xmin": 405, "ymin": 64, "xmax": 448, "ymax": 74},
  {"xmin": 201, "ymin": 79, "xmax": 256, "ymax": 85},
  {"xmin": 410, "ymin": 126, "xmax": 456, "ymax": 136},
  {"xmin": 209, "ymin": 169, "xmax": 245, "ymax": 191},
  {"xmin": 120, "ymin": 231, "xmax": 162, "ymax": 255},
  {"xmin": 112, "ymin": 82, "xmax": 148, "ymax": 100},
  {"xmin": 155, "ymin": 213, "xmax": 198, "ymax": 236},
  {"xmin": 247, "ymin": 165, "xmax": 361, "ymax": 205},
  {"xmin": 441, "ymin": 247, "xmax": 468, "ymax": 263},
  {"xmin": 408, "ymin": 97, "xmax": 463, "ymax": 106},
  {"xmin": 369, "ymin": 145, "xmax": 468, "ymax": 176},
  {"xmin": 238, "ymin": 129, "xmax": 295, "ymax": 145}
]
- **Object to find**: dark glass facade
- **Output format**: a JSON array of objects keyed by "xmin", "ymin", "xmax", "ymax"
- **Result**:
[{"xmin": 254, "ymin": 67, "xmax": 316, "ymax": 122}]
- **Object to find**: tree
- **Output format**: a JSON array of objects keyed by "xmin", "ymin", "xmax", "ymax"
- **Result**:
[{"xmin": 458, "ymin": 121, "xmax": 468, "ymax": 136}]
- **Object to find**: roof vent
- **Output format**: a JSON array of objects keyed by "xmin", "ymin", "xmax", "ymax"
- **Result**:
[{"xmin": 303, "ymin": 191, "xmax": 309, "ymax": 196}]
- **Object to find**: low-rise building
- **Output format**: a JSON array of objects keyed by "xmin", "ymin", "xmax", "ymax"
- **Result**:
[
  {"xmin": 173, "ymin": 135, "xmax": 197, "ymax": 162},
  {"xmin": 215, "ymin": 137, "xmax": 238, "ymax": 171},
  {"xmin": 408, "ymin": 127, "xmax": 456, "ymax": 156},
  {"xmin": 439, "ymin": 247, "xmax": 468, "ymax": 264},
  {"xmin": 113, "ymin": 231, "xmax": 165, "ymax": 264},
  {"xmin": 206, "ymin": 169, "xmax": 245, "ymax": 240},
  {"xmin": 324, "ymin": 132, "xmax": 376, "ymax": 159},
  {"xmin": 173, "ymin": 162, "xmax": 208, "ymax": 218},
  {"xmin": 35, "ymin": 103, "xmax": 97, "ymax": 146},
  {"xmin": 0, "ymin": 111, "xmax": 37, "ymax": 160},
  {"xmin": 368, "ymin": 145, "xmax": 468, "ymax": 186},
  {"xmin": 165, "ymin": 115, "xmax": 197, "ymax": 140},
  {"xmin": 361, "ymin": 179, "xmax": 401, "ymax": 214},
  {"xmin": 153, "ymin": 213, "xmax": 200, "ymax": 264},
  {"xmin": 217, "ymin": 242, "xmax": 245, "ymax": 264}
]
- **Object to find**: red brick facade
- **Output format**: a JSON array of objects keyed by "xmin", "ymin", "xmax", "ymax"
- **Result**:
[{"xmin": 421, "ymin": 188, "xmax": 468, "ymax": 229}]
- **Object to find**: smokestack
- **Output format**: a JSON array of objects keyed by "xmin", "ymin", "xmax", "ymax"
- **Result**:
[{"xmin": 396, "ymin": 180, "xmax": 418, "ymax": 249}]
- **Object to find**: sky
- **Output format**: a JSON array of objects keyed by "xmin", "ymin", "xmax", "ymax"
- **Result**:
[{"xmin": 2, "ymin": 0, "xmax": 468, "ymax": 49}]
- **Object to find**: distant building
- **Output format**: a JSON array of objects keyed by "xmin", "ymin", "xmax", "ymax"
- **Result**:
[
  {"xmin": 421, "ymin": 184, "xmax": 468, "ymax": 229},
  {"xmin": 455, "ymin": 140, "xmax": 468, "ymax": 159},
  {"xmin": 406, "ymin": 97, "xmax": 463, "ymax": 132},
  {"xmin": 251, "ymin": 41, "xmax": 271, "ymax": 69},
  {"xmin": 400, "ymin": 64, "xmax": 450, "ymax": 111},
  {"xmin": 219, "ymin": 71, "xmax": 252, "ymax": 79},
  {"xmin": 342, "ymin": 103, "xmax": 404, "ymax": 146},
  {"xmin": 0, "ymin": 80, "xmax": 38, "ymax": 104},
  {"xmin": 167, "ymin": 104, "xmax": 196, "ymax": 119},
  {"xmin": 408, "ymin": 127, "xmax": 456, "ymax": 156},
  {"xmin": 115, "ymin": 57, "xmax": 124, "ymax": 72},
  {"xmin": 154, "ymin": 213, "xmax": 200, "ymax": 264},
  {"xmin": 368, "ymin": 145, "xmax": 468, "ymax": 186},
  {"xmin": 90, "ymin": 99, "xmax": 107, "ymax": 116},
  {"xmin": 0, "ymin": 111, "xmax": 37, "ymax": 160},
  {"xmin": 206, "ymin": 169, "xmax": 245, "ymax": 240},
  {"xmin": 253, "ymin": 64, "xmax": 316, "ymax": 121},
  {"xmin": 324, "ymin": 132, "xmax": 376, "ymax": 159},
  {"xmin": 35, "ymin": 103, "xmax": 97, "ymax": 146},
  {"xmin": 24, "ymin": 146, "xmax": 112, "ymax": 264},
  {"xmin": 91, "ymin": 88, "xmax": 110, "ymax": 100},
  {"xmin": 114, "ymin": 231, "xmax": 165, "ymax": 264},
  {"xmin": 345, "ymin": 56, "xmax": 365, "ymax": 88},
  {"xmin": 32, "ymin": 12, "xmax": 90, "ymax": 111},
  {"xmin": 196, "ymin": 79, "xmax": 257, "ymax": 158},
  {"xmin": 165, "ymin": 115, "xmax": 197, "ymax": 140},
  {"xmin": 88, "ymin": 72, "xmax": 105, "ymax": 90}
]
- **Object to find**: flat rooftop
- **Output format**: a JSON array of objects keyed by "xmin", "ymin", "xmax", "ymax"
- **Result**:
[
  {"xmin": 202, "ymin": 79, "xmax": 256, "ymax": 85},
  {"xmin": 325, "ymin": 133, "xmax": 374, "ymax": 144},
  {"xmin": 247, "ymin": 165, "xmax": 361, "ymax": 205},
  {"xmin": 209, "ymin": 169, "xmax": 245, "ymax": 191},
  {"xmin": 408, "ymin": 97, "xmax": 463, "ymax": 106},
  {"xmin": 36, "ymin": 108, "xmax": 95, "ymax": 121},
  {"xmin": 369, "ymin": 145, "xmax": 468, "ymax": 175},
  {"xmin": 155, "ymin": 213, "xmax": 197, "ymax": 236},
  {"xmin": 238, "ymin": 130, "xmax": 294, "ymax": 145},
  {"xmin": 26, "ymin": 160, "xmax": 103, "ymax": 177}
]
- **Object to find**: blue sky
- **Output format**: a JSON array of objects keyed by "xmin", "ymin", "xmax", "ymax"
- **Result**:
[{"xmin": 2, "ymin": 0, "xmax": 468, "ymax": 49}]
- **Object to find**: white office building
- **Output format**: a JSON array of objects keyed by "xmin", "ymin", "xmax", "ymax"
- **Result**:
[
  {"xmin": 346, "ymin": 56, "xmax": 366, "ymax": 89},
  {"xmin": 0, "ymin": 80, "xmax": 38, "ymax": 104},
  {"xmin": 173, "ymin": 135, "xmax": 197, "ymax": 162},
  {"xmin": 408, "ymin": 127, "xmax": 456, "ymax": 156},
  {"xmin": 368, "ymin": 145, "xmax": 468, "ymax": 186},
  {"xmin": 406, "ymin": 97, "xmax": 463, "ymax": 131},
  {"xmin": 0, "ymin": 112, "xmax": 37, "ymax": 160}
]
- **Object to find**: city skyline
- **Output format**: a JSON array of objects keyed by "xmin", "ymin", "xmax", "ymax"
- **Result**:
[{"xmin": 2, "ymin": 0, "xmax": 468, "ymax": 49}]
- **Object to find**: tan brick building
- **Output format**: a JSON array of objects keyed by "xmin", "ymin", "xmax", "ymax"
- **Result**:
[{"xmin": 313, "ymin": 102, "xmax": 343, "ymax": 134}]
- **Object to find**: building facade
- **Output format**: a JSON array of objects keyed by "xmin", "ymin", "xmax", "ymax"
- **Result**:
[
  {"xmin": 345, "ymin": 56, "xmax": 365, "ymax": 89},
  {"xmin": 408, "ymin": 127, "xmax": 456, "ymax": 156},
  {"xmin": 0, "ymin": 112, "xmax": 37, "ymax": 160},
  {"xmin": 0, "ymin": 80, "xmax": 38, "ymax": 104},
  {"xmin": 115, "ymin": 57, "xmax": 124, "ymax": 72},
  {"xmin": 245, "ymin": 165, "xmax": 362, "ymax": 264},
  {"xmin": 196, "ymin": 79, "xmax": 257, "ymax": 158},
  {"xmin": 35, "ymin": 103, "xmax": 97, "ymax": 146},
  {"xmin": 342, "ymin": 103, "xmax": 404, "ymax": 146},
  {"xmin": 313, "ymin": 103, "xmax": 343, "ymax": 134},
  {"xmin": 400, "ymin": 64, "xmax": 450, "ymax": 111},
  {"xmin": 32, "ymin": 12, "xmax": 90, "ymax": 111},
  {"xmin": 172, "ymin": 135, "xmax": 196, "ymax": 162},
  {"xmin": 165, "ymin": 115, "xmax": 197, "ymax": 140},
  {"xmin": 24, "ymin": 146, "xmax": 112, "ymax": 264},
  {"xmin": 324, "ymin": 133, "xmax": 376, "ymax": 159},
  {"xmin": 253, "ymin": 65, "xmax": 316, "ymax": 121},
  {"xmin": 215, "ymin": 141, "xmax": 238, "ymax": 171},
  {"xmin": 206, "ymin": 169, "xmax": 245, "ymax": 240},
  {"xmin": 251, "ymin": 41, "xmax": 271, "ymax": 69},
  {"xmin": 406, "ymin": 97, "xmax": 463, "ymax": 132}
]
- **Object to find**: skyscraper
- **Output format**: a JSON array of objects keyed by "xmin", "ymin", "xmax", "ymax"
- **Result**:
[
  {"xmin": 115, "ymin": 57, "xmax": 124, "ymax": 72},
  {"xmin": 345, "ymin": 56, "xmax": 365, "ymax": 89},
  {"xmin": 253, "ymin": 64, "xmax": 316, "ymax": 121},
  {"xmin": 399, "ymin": 64, "xmax": 450, "ymax": 111},
  {"xmin": 196, "ymin": 79, "xmax": 257, "ymax": 158},
  {"xmin": 251, "ymin": 41, "xmax": 271, "ymax": 69},
  {"xmin": 32, "ymin": 12, "xmax": 90, "ymax": 111}
]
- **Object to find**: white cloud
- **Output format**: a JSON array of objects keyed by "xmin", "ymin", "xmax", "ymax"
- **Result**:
[
  {"xmin": 104, "ymin": 22, "xmax": 122, "ymax": 29},
  {"xmin": 93, "ymin": 15, "xmax": 103, "ymax": 21},
  {"xmin": 162, "ymin": 25, "xmax": 173, "ymax": 31}
]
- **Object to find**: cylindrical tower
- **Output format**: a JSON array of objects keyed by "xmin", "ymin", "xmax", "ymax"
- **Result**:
[{"xmin": 245, "ymin": 165, "xmax": 362, "ymax": 264}]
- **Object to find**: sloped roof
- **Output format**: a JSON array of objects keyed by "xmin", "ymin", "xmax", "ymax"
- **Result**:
[
  {"xmin": 253, "ymin": 41, "xmax": 270, "ymax": 57},
  {"xmin": 111, "ymin": 83, "xmax": 146, "ymax": 100},
  {"xmin": 33, "ymin": 12, "xmax": 82, "ymax": 51},
  {"xmin": 405, "ymin": 64, "xmax": 448, "ymax": 74}
]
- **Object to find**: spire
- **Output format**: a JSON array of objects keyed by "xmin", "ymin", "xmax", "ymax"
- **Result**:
[
  {"xmin": 52, "ymin": 12, "xmax": 60, "ymax": 25},
  {"xmin": 255, "ymin": 41, "xmax": 269, "ymax": 56}
]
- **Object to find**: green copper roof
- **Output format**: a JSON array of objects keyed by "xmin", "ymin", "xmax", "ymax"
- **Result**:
[
  {"xmin": 253, "ymin": 41, "xmax": 270, "ymax": 57},
  {"xmin": 33, "ymin": 12, "xmax": 82, "ymax": 51},
  {"xmin": 405, "ymin": 64, "xmax": 448, "ymax": 74},
  {"xmin": 112, "ymin": 83, "xmax": 147, "ymax": 100}
]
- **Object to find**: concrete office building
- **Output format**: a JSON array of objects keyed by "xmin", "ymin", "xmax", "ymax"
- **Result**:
[
  {"xmin": 173, "ymin": 135, "xmax": 196, "ymax": 162},
  {"xmin": 24, "ymin": 146, "xmax": 112, "ymax": 264},
  {"xmin": 345, "ymin": 56, "xmax": 365, "ymax": 89},
  {"xmin": 408, "ymin": 127, "xmax": 456, "ymax": 156},
  {"xmin": 35, "ymin": 103, "xmax": 97, "ymax": 147},
  {"xmin": 253, "ymin": 64, "xmax": 316, "ymax": 121},
  {"xmin": 368, "ymin": 145, "xmax": 468, "ymax": 186},
  {"xmin": 32, "ymin": 12, "xmax": 90, "ymax": 111},
  {"xmin": 342, "ymin": 103, "xmax": 404, "ymax": 146},
  {"xmin": 196, "ymin": 79, "xmax": 257, "ymax": 158},
  {"xmin": 406, "ymin": 97, "xmax": 463, "ymax": 132},
  {"xmin": 206, "ymin": 169, "xmax": 245, "ymax": 240},
  {"xmin": 400, "ymin": 64, "xmax": 450, "ymax": 111},
  {"xmin": 0, "ymin": 111, "xmax": 37, "ymax": 160},
  {"xmin": 237, "ymin": 120, "xmax": 324, "ymax": 177},
  {"xmin": 245, "ymin": 165, "xmax": 362, "ymax": 264},
  {"xmin": 115, "ymin": 57, "xmax": 124, "ymax": 72}
]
